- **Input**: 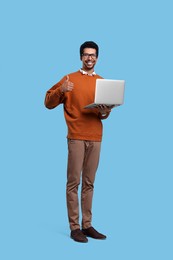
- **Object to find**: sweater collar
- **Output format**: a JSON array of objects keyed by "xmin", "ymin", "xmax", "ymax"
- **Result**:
[{"xmin": 79, "ymin": 69, "xmax": 96, "ymax": 76}]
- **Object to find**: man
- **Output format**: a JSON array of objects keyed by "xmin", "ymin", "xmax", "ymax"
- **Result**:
[{"xmin": 45, "ymin": 41, "xmax": 113, "ymax": 243}]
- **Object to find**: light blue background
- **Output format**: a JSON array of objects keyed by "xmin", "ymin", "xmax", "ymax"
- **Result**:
[{"xmin": 1, "ymin": 0, "xmax": 172, "ymax": 259}]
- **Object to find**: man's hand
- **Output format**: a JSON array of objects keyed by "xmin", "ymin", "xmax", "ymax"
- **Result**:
[
  {"xmin": 97, "ymin": 105, "xmax": 115, "ymax": 115},
  {"xmin": 60, "ymin": 75, "xmax": 74, "ymax": 93}
]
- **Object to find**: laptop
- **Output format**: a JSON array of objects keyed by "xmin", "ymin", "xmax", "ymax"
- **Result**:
[{"xmin": 84, "ymin": 78, "xmax": 125, "ymax": 109}]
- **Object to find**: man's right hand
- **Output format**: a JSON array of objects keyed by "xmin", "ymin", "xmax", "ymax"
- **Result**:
[{"xmin": 60, "ymin": 75, "xmax": 74, "ymax": 93}]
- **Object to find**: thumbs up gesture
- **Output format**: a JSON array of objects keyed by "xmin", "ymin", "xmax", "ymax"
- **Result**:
[{"xmin": 60, "ymin": 75, "xmax": 74, "ymax": 93}]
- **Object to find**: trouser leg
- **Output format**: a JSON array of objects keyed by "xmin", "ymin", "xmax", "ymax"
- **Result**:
[
  {"xmin": 66, "ymin": 139, "xmax": 85, "ymax": 231},
  {"xmin": 81, "ymin": 141, "xmax": 101, "ymax": 229}
]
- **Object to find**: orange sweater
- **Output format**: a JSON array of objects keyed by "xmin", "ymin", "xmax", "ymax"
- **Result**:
[{"xmin": 45, "ymin": 70, "xmax": 107, "ymax": 141}]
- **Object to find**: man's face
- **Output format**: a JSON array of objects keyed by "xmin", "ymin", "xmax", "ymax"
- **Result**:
[{"xmin": 81, "ymin": 48, "xmax": 98, "ymax": 71}]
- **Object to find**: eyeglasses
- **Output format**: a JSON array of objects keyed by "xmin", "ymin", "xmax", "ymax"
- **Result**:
[{"xmin": 82, "ymin": 53, "xmax": 97, "ymax": 59}]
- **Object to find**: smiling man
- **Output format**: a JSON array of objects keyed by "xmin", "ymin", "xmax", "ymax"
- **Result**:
[{"xmin": 45, "ymin": 41, "xmax": 112, "ymax": 243}]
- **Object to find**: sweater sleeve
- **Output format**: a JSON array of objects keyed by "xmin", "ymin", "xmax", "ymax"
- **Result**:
[{"xmin": 44, "ymin": 77, "xmax": 66, "ymax": 109}]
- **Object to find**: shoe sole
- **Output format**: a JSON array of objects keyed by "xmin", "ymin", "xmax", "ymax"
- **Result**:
[
  {"xmin": 85, "ymin": 236, "xmax": 106, "ymax": 240},
  {"xmin": 70, "ymin": 236, "xmax": 88, "ymax": 243}
]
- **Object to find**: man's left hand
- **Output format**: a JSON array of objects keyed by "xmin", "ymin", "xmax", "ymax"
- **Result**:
[{"xmin": 96, "ymin": 105, "xmax": 115, "ymax": 114}]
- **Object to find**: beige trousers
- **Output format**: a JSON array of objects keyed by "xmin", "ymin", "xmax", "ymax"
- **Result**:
[{"xmin": 66, "ymin": 139, "xmax": 101, "ymax": 231}]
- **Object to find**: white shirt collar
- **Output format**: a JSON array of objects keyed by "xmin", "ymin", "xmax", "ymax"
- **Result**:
[{"xmin": 80, "ymin": 69, "xmax": 96, "ymax": 76}]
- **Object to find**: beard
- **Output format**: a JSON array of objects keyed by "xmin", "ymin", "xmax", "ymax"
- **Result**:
[{"xmin": 83, "ymin": 62, "xmax": 95, "ymax": 70}]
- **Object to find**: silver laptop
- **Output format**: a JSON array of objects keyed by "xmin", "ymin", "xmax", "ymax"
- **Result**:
[{"xmin": 84, "ymin": 78, "xmax": 125, "ymax": 109}]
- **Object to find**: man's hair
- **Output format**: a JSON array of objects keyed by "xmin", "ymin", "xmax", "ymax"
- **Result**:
[{"xmin": 80, "ymin": 41, "xmax": 99, "ymax": 58}]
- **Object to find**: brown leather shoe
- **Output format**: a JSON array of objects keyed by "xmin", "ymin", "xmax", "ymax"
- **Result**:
[
  {"xmin": 82, "ymin": 227, "xmax": 106, "ymax": 239},
  {"xmin": 71, "ymin": 229, "xmax": 88, "ymax": 243}
]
